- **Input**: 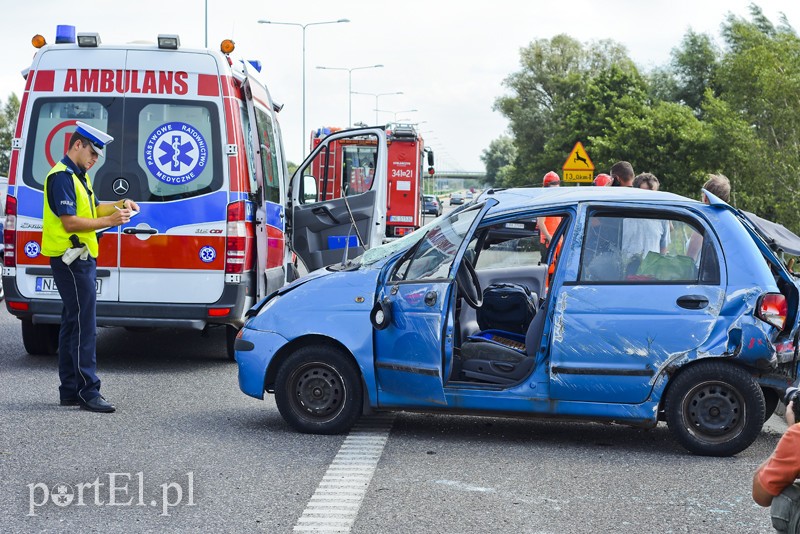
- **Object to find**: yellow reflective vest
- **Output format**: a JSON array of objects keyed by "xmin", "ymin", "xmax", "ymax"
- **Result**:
[{"xmin": 42, "ymin": 161, "xmax": 100, "ymax": 258}]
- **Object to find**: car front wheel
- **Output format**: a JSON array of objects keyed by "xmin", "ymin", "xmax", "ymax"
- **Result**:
[
  {"xmin": 665, "ymin": 361, "xmax": 765, "ymax": 456},
  {"xmin": 274, "ymin": 345, "xmax": 362, "ymax": 434}
]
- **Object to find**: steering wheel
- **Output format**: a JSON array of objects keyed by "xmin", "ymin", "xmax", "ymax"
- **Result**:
[{"xmin": 456, "ymin": 259, "xmax": 483, "ymax": 309}]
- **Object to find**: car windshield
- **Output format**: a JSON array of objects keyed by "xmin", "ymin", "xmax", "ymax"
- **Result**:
[
  {"xmin": 358, "ymin": 205, "xmax": 480, "ymax": 267},
  {"xmin": 358, "ymin": 219, "xmax": 434, "ymax": 266},
  {"xmin": 392, "ymin": 204, "xmax": 484, "ymax": 280}
]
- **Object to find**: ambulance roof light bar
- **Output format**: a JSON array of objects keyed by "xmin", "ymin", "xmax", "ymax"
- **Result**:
[
  {"xmin": 77, "ymin": 33, "xmax": 101, "ymax": 47},
  {"xmin": 157, "ymin": 34, "xmax": 180, "ymax": 50}
]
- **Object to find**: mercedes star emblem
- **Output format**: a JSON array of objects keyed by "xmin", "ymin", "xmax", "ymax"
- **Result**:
[{"xmin": 112, "ymin": 178, "xmax": 130, "ymax": 196}]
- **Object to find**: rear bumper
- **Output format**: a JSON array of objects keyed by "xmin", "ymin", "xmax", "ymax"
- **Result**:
[{"xmin": 2, "ymin": 273, "xmax": 253, "ymax": 330}]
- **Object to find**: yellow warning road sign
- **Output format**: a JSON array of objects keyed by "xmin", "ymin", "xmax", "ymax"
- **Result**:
[{"xmin": 562, "ymin": 141, "xmax": 594, "ymax": 171}]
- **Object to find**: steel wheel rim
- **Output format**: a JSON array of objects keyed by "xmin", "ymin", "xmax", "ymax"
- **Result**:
[
  {"xmin": 682, "ymin": 380, "xmax": 746, "ymax": 443},
  {"xmin": 289, "ymin": 362, "xmax": 346, "ymax": 421}
]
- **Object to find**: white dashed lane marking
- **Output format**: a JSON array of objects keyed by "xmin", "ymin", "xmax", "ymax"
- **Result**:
[{"xmin": 293, "ymin": 414, "xmax": 395, "ymax": 533}]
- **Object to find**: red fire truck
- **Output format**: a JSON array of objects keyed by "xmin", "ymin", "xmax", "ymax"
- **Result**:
[{"xmin": 310, "ymin": 124, "xmax": 434, "ymax": 239}]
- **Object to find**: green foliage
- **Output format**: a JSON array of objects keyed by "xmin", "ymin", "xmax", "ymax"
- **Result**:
[
  {"xmin": 0, "ymin": 93, "xmax": 20, "ymax": 176},
  {"xmin": 486, "ymin": 5, "xmax": 800, "ymax": 232},
  {"xmin": 669, "ymin": 30, "xmax": 720, "ymax": 111},
  {"xmin": 480, "ymin": 136, "xmax": 516, "ymax": 186}
]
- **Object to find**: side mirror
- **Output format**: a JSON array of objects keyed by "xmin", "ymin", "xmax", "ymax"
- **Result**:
[
  {"xmin": 302, "ymin": 175, "xmax": 318, "ymax": 203},
  {"xmin": 370, "ymin": 298, "xmax": 393, "ymax": 330}
]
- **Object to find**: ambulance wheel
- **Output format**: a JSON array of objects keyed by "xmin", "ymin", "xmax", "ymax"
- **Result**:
[
  {"xmin": 274, "ymin": 346, "xmax": 362, "ymax": 434},
  {"xmin": 21, "ymin": 319, "xmax": 59, "ymax": 356},
  {"xmin": 226, "ymin": 325, "xmax": 238, "ymax": 361},
  {"xmin": 665, "ymin": 361, "xmax": 764, "ymax": 457}
]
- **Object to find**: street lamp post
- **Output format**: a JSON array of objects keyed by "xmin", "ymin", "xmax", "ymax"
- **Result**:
[
  {"xmin": 316, "ymin": 65, "xmax": 383, "ymax": 127},
  {"xmin": 350, "ymin": 91, "xmax": 403, "ymax": 125},
  {"xmin": 258, "ymin": 18, "xmax": 350, "ymax": 151}
]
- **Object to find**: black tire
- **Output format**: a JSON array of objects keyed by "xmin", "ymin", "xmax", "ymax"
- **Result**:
[
  {"xmin": 21, "ymin": 319, "xmax": 60, "ymax": 356},
  {"xmin": 665, "ymin": 361, "xmax": 765, "ymax": 456},
  {"xmin": 274, "ymin": 345, "xmax": 362, "ymax": 434},
  {"xmin": 226, "ymin": 325, "xmax": 238, "ymax": 361},
  {"xmin": 763, "ymin": 388, "xmax": 780, "ymax": 423}
]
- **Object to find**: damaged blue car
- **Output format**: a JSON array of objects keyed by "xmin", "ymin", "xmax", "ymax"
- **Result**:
[{"xmin": 236, "ymin": 187, "xmax": 800, "ymax": 456}]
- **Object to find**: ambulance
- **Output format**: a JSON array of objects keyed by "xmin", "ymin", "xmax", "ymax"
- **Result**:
[{"xmin": 2, "ymin": 26, "xmax": 387, "ymax": 359}]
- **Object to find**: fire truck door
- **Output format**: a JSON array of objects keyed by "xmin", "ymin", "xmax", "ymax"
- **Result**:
[{"xmin": 290, "ymin": 128, "xmax": 387, "ymax": 271}]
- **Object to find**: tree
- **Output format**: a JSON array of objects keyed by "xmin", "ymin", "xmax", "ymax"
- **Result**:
[
  {"xmin": 669, "ymin": 30, "xmax": 720, "ymax": 112},
  {"xmin": 493, "ymin": 34, "xmax": 635, "ymax": 185},
  {"xmin": 0, "ymin": 93, "xmax": 20, "ymax": 176},
  {"xmin": 714, "ymin": 4, "xmax": 800, "ymax": 229},
  {"xmin": 480, "ymin": 136, "xmax": 516, "ymax": 187},
  {"xmin": 590, "ymin": 100, "xmax": 708, "ymax": 198}
]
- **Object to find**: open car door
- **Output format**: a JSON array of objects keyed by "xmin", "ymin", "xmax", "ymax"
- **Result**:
[
  {"xmin": 373, "ymin": 202, "xmax": 491, "ymax": 407},
  {"xmin": 289, "ymin": 127, "xmax": 387, "ymax": 271}
]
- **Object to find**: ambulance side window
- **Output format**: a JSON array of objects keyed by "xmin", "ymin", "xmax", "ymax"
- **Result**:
[
  {"xmin": 23, "ymin": 100, "xmax": 112, "ymax": 190},
  {"xmin": 253, "ymin": 108, "xmax": 281, "ymax": 204},
  {"xmin": 239, "ymin": 104, "xmax": 259, "ymax": 196}
]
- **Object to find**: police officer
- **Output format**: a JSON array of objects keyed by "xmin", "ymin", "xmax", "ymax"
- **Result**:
[{"xmin": 42, "ymin": 122, "xmax": 140, "ymax": 413}]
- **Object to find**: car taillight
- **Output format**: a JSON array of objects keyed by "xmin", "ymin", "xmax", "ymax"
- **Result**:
[
  {"xmin": 3, "ymin": 195, "xmax": 16, "ymax": 268},
  {"xmin": 393, "ymin": 226, "xmax": 413, "ymax": 237},
  {"xmin": 225, "ymin": 200, "xmax": 250, "ymax": 274},
  {"xmin": 757, "ymin": 293, "xmax": 787, "ymax": 330}
]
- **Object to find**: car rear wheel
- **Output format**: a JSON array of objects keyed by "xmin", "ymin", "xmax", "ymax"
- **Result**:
[
  {"xmin": 762, "ymin": 387, "xmax": 779, "ymax": 422},
  {"xmin": 665, "ymin": 361, "xmax": 764, "ymax": 456},
  {"xmin": 21, "ymin": 319, "xmax": 59, "ymax": 356},
  {"xmin": 274, "ymin": 345, "xmax": 362, "ymax": 434}
]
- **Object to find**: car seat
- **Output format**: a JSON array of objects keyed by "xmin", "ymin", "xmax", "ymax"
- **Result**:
[{"xmin": 458, "ymin": 298, "xmax": 548, "ymax": 385}]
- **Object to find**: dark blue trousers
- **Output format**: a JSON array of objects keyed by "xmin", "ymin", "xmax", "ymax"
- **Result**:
[{"xmin": 50, "ymin": 255, "xmax": 101, "ymax": 402}]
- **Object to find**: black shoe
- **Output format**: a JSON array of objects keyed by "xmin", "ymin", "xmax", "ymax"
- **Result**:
[
  {"xmin": 60, "ymin": 398, "xmax": 81, "ymax": 406},
  {"xmin": 80, "ymin": 396, "xmax": 116, "ymax": 413}
]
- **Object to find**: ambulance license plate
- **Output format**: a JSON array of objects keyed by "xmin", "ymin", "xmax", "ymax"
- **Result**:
[{"xmin": 35, "ymin": 277, "xmax": 102, "ymax": 294}]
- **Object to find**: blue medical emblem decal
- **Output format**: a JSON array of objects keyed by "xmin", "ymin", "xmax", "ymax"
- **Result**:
[
  {"xmin": 199, "ymin": 245, "xmax": 216, "ymax": 263},
  {"xmin": 144, "ymin": 122, "xmax": 208, "ymax": 185},
  {"xmin": 24, "ymin": 241, "xmax": 41, "ymax": 258}
]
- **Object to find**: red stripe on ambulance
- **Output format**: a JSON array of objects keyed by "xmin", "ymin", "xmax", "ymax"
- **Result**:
[
  {"xmin": 120, "ymin": 235, "xmax": 225, "ymax": 270},
  {"xmin": 197, "ymin": 74, "xmax": 220, "ymax": 96},
  {"xmin": 33, "ymin": 70, "xmax": 55, "ymax": 91}
]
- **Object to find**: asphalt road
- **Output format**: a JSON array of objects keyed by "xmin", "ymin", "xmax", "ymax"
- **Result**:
[{"xmin": 0, "ymin": 299, "xmax": 787, "ymax": 533}]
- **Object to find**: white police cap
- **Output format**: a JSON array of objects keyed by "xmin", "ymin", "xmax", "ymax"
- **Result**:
[{"xmin": 75, "ymin": 121, "xmax": 114, "ymax": 158}]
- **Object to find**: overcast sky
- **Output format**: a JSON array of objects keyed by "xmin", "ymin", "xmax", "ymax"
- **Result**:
[{"xmin": 1, "ymin": 1, "xmax": 798, "ymax": 172}]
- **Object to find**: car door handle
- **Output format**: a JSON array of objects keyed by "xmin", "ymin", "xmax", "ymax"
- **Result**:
[
  {"xmin": 311, "ymin": 206, "xmax": 340, "ymax": 224},
  {"xmin": 677, "ymin": 295, "xmax": 709, "ymax": 310},
  {"xmin": 123, "ymin": 228, "xmax": 158, "ymax": 235}
]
